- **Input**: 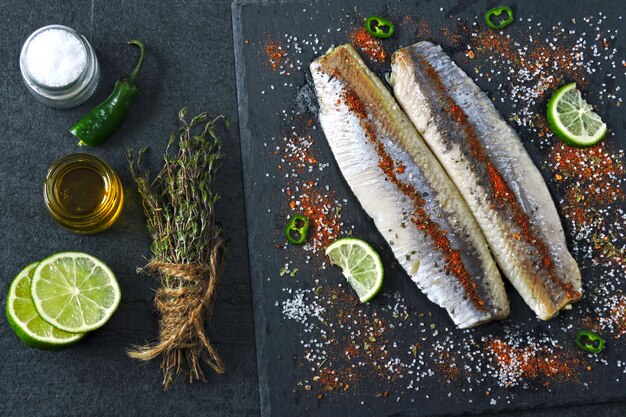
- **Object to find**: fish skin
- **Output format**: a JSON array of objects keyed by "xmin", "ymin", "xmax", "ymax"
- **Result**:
[
  {"xmin": 390, "ymin": 41, "xmax": 582, "ymax": 320},
  {"xmin": 311, "ymin": 44, "xmax": 509, "ymax": 328}
]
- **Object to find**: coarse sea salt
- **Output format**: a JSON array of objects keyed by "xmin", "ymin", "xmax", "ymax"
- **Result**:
[{"xmin": 25, "ymin": 28, "xmax": 87, "ymax": 87}]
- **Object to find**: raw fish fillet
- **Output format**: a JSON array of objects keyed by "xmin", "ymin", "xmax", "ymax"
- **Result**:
[
  {"xmin": 390, "ymin": 41, "xmax": 582, "ymax": 320},
  {"xmin": 311, "ymin": 45, "xmax": 509, "ymax": 328}
]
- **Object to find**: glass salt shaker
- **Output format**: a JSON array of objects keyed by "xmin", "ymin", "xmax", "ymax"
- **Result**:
[{"xmin": 19, "ymin": 25, "xmax": 100, "ymax": 108}]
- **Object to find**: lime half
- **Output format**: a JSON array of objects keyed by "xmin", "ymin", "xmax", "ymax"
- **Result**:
[
  {"xmin": 6, "ymin": 263, "xmax": 84, "ymax": 350},
  {"xmin": 325, "ymin": 238, "xmax": 384, "ymax": 302},
  {"xmin": 31, "ymin": 252, "xmax": 121, "ymax": 333},
  {"xmin": 547, "ymin": 82, "xmax": 607, "ymax": 147}
]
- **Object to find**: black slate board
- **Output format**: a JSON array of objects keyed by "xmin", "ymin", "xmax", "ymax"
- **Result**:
[{"xmin": 233, "ymin": 0, "xmax": 626, "ymax": 416}]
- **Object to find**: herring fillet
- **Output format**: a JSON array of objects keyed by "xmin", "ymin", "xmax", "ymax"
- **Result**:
[
  {"xmin": 390, "ymin": 41, "xmax": 582, "ymax": 320},
  {"xmin": 310, "ymin": 45, "xmax": 509, "ymax": 328}
]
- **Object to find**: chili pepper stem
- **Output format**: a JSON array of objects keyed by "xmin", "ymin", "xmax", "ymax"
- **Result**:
[{"xmin": 127, "ymin": 40, "xmax": 146, "ymax": 82}]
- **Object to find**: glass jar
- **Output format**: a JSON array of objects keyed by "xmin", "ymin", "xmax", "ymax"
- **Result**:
[
  {"xmin": 44, "ymin": 154, "xmax": 123, "ymax": 234},
  {"xmin": 20, "ymin": 25, "xmax": 100, "ymax": 108}
]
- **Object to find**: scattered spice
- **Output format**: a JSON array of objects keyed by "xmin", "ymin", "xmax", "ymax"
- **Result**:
[
  {"xmin": 416, "ymin": 18, "xmax": 431, "ymax": 40},
  {"xmin": 350, "ymin": 27, "xmax": 387, "ymax": 62},
  {"xmin": 551, "ymin": 142, "xmax": 625, "ymax": 269},
  {"xmin": 286, "ymin": 182, "xmax": 342, "ymax": 253},
  {"xmin": 488, "ymin": 338, "xmax": 581, "ymax": 387},
  {"xmin": 265, "ymin": 40, "xmax": 286, "ymax": 71}
]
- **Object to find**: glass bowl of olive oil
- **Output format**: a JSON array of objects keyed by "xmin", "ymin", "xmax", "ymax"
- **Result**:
[{"xmin": 44, "ymin": 154, "xmax": 123, "ymax": 234}]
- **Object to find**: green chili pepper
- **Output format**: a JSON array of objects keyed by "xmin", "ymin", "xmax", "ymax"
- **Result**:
[
  {"xmin": 485, "ymin": 6, "xmax": 514, "ymax": 30},
  {"xmin": 70, "ymin": 40, "xmax": 146, "ymax": 147},
  {"xmin": 285, "ymin": 214, "xmax": 309, "ymax": 245},
  {"xmin": 576, "ymin": 330, "xmax": 605, "ymax": 354},
  {"xmin": 364, "ymin": 15, "xmax": 395, "ymax": 39}
]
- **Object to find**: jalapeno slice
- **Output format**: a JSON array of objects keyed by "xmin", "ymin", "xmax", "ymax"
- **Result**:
[
  {"xmin": 485, "ymin": 6, "xmax": 514, "ymax": 30},
  {"xmin": 285, "ymin": 214, "xmax": 310, "ymax": 245},
  {"xmin": 364, "ymin": 15, "xmax": 395, "ymax": 39},
  {"xmin": 576, "ymin": 330, "xmax": 605, "ymax": 354}
]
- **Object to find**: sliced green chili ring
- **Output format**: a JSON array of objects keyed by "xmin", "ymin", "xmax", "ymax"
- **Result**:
[
  {"xmin": 576, "ymin": 330, "xmax": 605, "ymax": 354},
  {"xmin": 485, "ymin": 6, "xmax": 514, "ymax": 30},
  {"xmin": 285, "ymin": 214, "xmax": 309, "ymax": 245},
  {"xmin": 364, "ymin": 15, "xmax": 395, "ymax": 39}
]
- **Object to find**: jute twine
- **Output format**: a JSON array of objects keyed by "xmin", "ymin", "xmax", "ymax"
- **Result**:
[{"xmin": 128, "ymin": 239, "xmax": 226, "ymax": 388}]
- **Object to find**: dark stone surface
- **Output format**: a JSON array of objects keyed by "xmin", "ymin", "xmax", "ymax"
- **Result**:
[
  {"xmin": 234, "ymin": 0, "xmax": 626, "ymax": 416},
  {"xmin": 0, "ymin": 0, "xmax": 623, "ymax": 416}
]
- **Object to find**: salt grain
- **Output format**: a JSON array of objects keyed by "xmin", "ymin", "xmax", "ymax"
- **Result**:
[{"xmin": 25, "ymin": 28, "xmax": 87, "ymax": 87}]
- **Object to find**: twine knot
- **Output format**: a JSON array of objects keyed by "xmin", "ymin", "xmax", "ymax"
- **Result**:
[{"xmin": 128, "ymin": 240, "xmax": 225, "ymax": 388}]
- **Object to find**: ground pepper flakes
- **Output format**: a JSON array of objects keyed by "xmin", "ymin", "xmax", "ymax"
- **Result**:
[
  {"xmin": 275, "ymin": 131, "xmax": 318, "ymax": 174},
  {"xmin": 469, "ymin": 30, "xmax": 587, "ymax": 89},
  {"xmin": 416, "ymin": 18, "xmax": 431, "ymax": 40},
  {"xmin": 286, "ymin": 181, "xmax": 342, "ymax": 253},
  {"xmin": 488, "ymin": 339, "xmax": 582, "ymax": 387},
  {"xmin": 609, "ymin": 294, "xmax": 626, "ymax": 338},
  {"xmin": 551, "ymin": 142, "xmax": 624, "ymax": 212},
  {"xmin": 439, "ymin": 26, "xmax": 463, "ymax": 48},
  {"xmin": 306, "ymin": 287, "xmax": 408, "ymax": 396},
  {"xmin": 350, "ymin": 27, "xmax": 387, "ymax": 62},
  {"xmin": 550, "ymin": 142, "xmax": 625, "ymax": 267},
  {"xmin": 265, "ymin": 39, "xmax": 286, "ymax": 71},
  {"xmin": 433, "ymin": 350, "xmax": 463, "ymax": 382}
]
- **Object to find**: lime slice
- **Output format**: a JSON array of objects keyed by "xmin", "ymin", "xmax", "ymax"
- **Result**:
[
  {"xmin": 6, "ymin": 263, "xmax": 84, "ymax": 350},
  {"xmin": 547, "ymin": 82, "xmax": 607, "ymax": 147},
  {"xmin": 325, "ymin": 238, "xmax": 384, "ymax": 302},
  {"xmin": 31, "ymin": 252, "xmax": 121, "ymax": 333}
]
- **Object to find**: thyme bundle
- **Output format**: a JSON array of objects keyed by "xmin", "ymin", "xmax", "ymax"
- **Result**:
[{"xmin": 127, "ymin": 108, "xmax": 228, "ymax": 388}]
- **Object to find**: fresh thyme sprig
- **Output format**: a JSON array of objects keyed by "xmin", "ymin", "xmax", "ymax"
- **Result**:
[{"xmin": 127, "ymin": 108, "xmax": 229, "ymax": 388}]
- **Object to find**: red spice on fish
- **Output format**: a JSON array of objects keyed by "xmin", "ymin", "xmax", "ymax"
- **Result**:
[
  {"xmin": 341, "ymin": 87, "xmax": 487, "ymax": 311},
  {"xmin": 421, "ymin": 59, "xmax": 579, "ymax": 299}
]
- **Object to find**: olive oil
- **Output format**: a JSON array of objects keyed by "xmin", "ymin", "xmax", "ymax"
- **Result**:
[
  {"xmin": 58, "ymin": 167, "xmax": 106, "ymax": 215},
  {"xmin": 44, "ymin": 154, "xmax": 123, "ymax": 234}
]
